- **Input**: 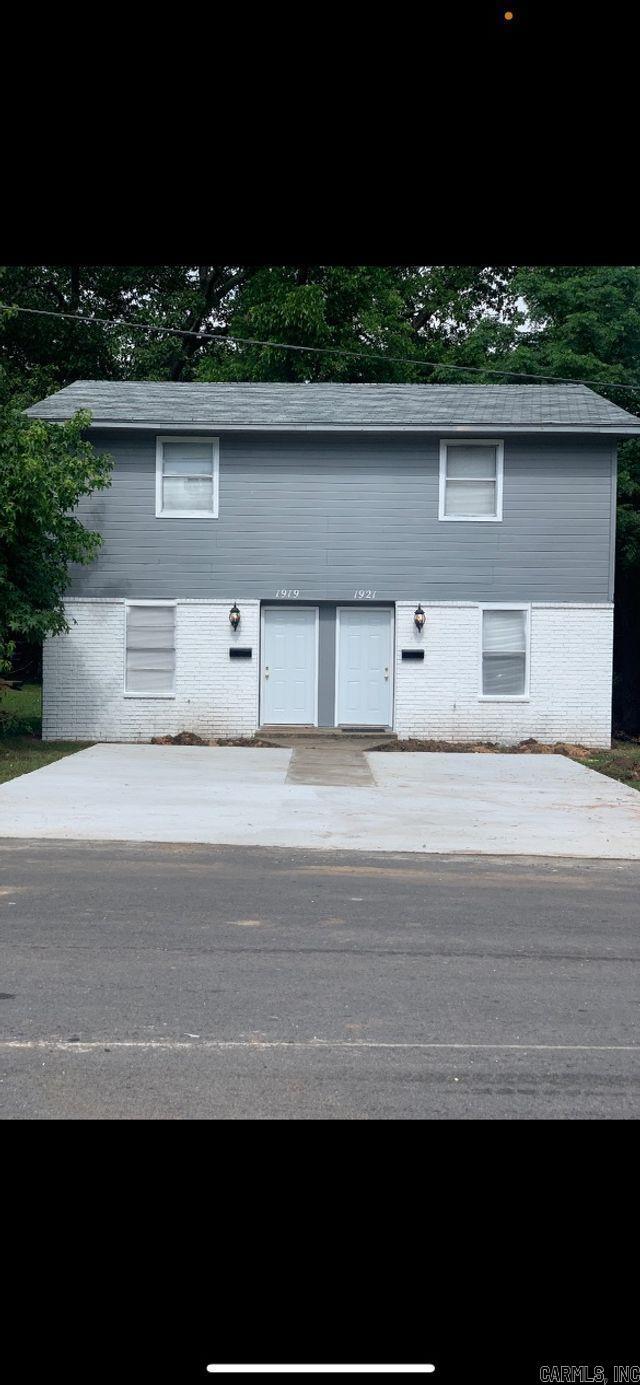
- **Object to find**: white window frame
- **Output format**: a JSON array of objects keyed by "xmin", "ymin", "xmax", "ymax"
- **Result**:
[
  {"xmin": 438, "ymin": 439, "xmax": 504, "ymax": 522},
  {"xmin": 123, "ymin": 600, "xmax": 177, "ymax": 698},
  {"xmin": 478, "ymin": 603, "xmax": 530, "ymax": 702},
  {"xmin": 155, "ymin": 436, "xmax": 219, "ymax": 519}
]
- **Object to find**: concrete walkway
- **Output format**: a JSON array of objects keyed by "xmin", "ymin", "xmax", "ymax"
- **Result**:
[
  {"xmin": 0, "ymin": 743, "xmax": 639, "ymax": 857},
  {"xmin": 285, "ymin": 744, "xmax": 375, "ymax": 786}
]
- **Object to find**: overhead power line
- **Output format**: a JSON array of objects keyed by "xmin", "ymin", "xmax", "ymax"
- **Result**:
[{"xmin": 1, "ymin": 300, "xmax": 639, "ymax": 393}]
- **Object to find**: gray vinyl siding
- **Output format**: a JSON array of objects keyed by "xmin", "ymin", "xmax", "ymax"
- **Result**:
[
  {"xmin": 318, "ymin": 606, "xmax": 337, "ymax": 727},
  {"xmin": 67, "ymin": 431, "xmax": 616, "ymax": 603}
]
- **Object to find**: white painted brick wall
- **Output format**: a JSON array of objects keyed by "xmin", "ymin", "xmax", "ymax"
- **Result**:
[
  {"xmin": 42, "ymin": 600, "xmax": 260, "ymax": 742},
  {"xmin": 393, "ymin": 602, "xmax": 613, "ymax": 747},
  {"xmin": 44, "ymin": 598, "xmax": 614, "ymax": 748}
]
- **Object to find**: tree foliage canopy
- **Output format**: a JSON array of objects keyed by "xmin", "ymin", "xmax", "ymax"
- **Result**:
[
  {"xmin": 0, "ymin": 263, "xmax": 519, "ymax": 397},
  {"xmin": 0, "ymin": 407, "xmax": 112, "ymax": 671}
]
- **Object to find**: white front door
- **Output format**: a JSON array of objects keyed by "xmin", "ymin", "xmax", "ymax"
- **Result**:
[
  {"xmin": 262, "ymin": 607, "xmax": 318, "ymax": 725},
  {"xmin": 336, "ymin": 607, "xmax": 394, "ymax": 727}
]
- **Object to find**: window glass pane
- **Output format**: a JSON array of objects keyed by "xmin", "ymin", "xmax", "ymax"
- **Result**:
[
  {"xmin": 126, "ymin": 605, "xmax": 175, "ymax": 693},
  {"xmin": 163, "ymin": 458, "xmax": 213, "ymax": 476},
  {"xmin": 446, "ymin": 446, "xmax": 497, "ymax": 479},
  {"xmin": 126, "ymin": 650, "xmax": 175, "ymax": 672},
  {"xmin": 162, "ymin": 442, "xmax": 213, "ymax": 471},
  {"xmin": 125, "ymin": 665, "xmax": 174, "ymax": 693},
  {"xmin": 127, "ymin": 604, "xmax": 174, "ymax": 628},
  {"xmin": 445, "ymin": 479, "xmax": 496, "ymax": 516},
  {"xmin": 482, "ymin": 609, "xmax": 526, "ymax": 695},
  {"xmin": 163, "ymin": 476, "xmax": 213, "ymax": 511},
  {"xmin": 483, "ymin": 609, "xmax": 526, "ymax": 654},
  {"xmin": 126, "ymin": 605, "xmax": 174, "ymax": 642},
  {"xmin": 482, "ymin": 654, "xmax": 526, "ymax": 696}
]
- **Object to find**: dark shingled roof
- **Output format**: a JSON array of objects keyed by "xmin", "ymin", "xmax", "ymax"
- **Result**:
[{"xmin": 24, "ymin": 380, "xmax": 640, "ymax": 433}]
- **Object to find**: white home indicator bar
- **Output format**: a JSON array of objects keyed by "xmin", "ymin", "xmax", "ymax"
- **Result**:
[{"xmin": 206, "ymin": 1369, "xmax": 436, "ymax": 1376}]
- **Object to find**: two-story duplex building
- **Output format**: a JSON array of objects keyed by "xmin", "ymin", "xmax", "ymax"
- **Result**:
[{"xmin": 26, "ymin": 380, "xmax": 640, "ymax": 748}]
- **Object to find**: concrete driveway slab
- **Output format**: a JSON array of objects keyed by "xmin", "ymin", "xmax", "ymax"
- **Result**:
[{"xmin": 0, "ymin": 743, "xmax": 638, "ymax": 857}]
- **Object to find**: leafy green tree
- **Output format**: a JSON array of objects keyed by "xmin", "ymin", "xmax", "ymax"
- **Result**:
[
  {"xmin": 0, "ymin": 264, "xmax": 519, "ymax": 399},
  {"xmin": 0, "ymin": 265, "xmax": 250, "ymax": 401},
  {"xmin": 0, "ymin": 408, "xmax": 112, "ymax": 674},
  {"xmin": 198, "ymin": 265, "xmax": 419, "ymax": 381},
  {"xmin": 198, "ymin": 264, "xmax": 518, "ymax": 382}
]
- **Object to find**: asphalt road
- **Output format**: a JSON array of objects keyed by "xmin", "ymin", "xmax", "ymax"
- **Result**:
[{"xmin": 1, "ymin": 839, "xmax": 639, "ymax": 1119}]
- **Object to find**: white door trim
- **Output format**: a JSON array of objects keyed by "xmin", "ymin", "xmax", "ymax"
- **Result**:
[
  {"xmin": 260, "ymin": 605, "xmax": 320, "ymax": 727},
  {"xmin": 334, "ymin": 605, "xmax": 395, "ymax": 728}
]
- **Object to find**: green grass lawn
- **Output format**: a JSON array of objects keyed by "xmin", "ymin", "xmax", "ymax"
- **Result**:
[
  {"xmin": 0, "ymin": 683, "xmax": 91, "ymax": 785},
  {"xmin": 580, "ymin": 740, "xmax": 640, "ymax": 791},
  {"xmin": 0, "ymin": 680, "xmax": 43, "ymax": 735}
]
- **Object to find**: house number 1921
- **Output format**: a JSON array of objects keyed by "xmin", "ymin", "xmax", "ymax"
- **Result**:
[{"xmin": 354, "ymin": 590, "xmax": 377, "ymax": 599}]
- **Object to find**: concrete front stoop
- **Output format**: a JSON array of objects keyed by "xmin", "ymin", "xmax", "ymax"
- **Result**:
[{"xmin": 257, "ymin": 726, "xmax": 397, "ymax": 751}]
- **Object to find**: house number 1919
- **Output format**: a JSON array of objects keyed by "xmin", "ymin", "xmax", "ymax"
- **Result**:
[{"xmin": 275, "ymin": 589, "xmax": 300, "ymax": 598}]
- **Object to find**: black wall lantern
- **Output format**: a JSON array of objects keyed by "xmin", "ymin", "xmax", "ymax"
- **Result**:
[
  {"xmin": 229, "ymin": 602, "xmax": 241, "ymax": 631},
  {"xmin": 414, "ymin": 604, "xmax": 426, "ymax": 632}
]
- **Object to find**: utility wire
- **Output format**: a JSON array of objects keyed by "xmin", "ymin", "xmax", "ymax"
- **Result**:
[{"xmin": 1, "ymin": 300, "xmax": 639, "ymax": 394}]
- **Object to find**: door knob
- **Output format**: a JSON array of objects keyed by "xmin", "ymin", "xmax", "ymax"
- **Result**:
[
  {"xmin": 264, "ymin": 666, "xmax": 270, "ymax": 678},
  {"xmin": 384, "ymin": 666, "xmax": 389, "ymax": 679}
]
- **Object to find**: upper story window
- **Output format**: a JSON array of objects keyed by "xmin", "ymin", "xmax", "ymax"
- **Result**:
[
  {"xmin": 155, "ymin": 436, "xmax": 219, "ymax": 518},
  {"xmin": 480, "ymin": 605, "xmax": 529, "ymax": 699},
  {"xmin": 439, "ymin": 440, "xmax": 504, "ymax": 522}
]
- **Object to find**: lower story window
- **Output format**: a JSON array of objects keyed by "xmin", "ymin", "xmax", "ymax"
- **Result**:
[
  {"xmin": 125, "ymin": 602, "xmax": 176, "ymax": 695},
  {"xmin": 481, "ymin": 606, "xmax": 529, "ymax": 697}
]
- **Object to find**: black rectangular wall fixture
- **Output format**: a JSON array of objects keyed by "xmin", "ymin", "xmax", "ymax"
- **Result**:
[
  {"xmin": 229, "ymin": 647, "xmax": 252, "ymax": 658},
  {"xmin": 401, "ymin": 649, "xmax": 424, "ymax": 661}
]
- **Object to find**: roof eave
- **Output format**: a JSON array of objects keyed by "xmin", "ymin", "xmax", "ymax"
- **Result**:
[{"xmin": 23, "ymin": 415, "xmax": 640, "ymax": 435}]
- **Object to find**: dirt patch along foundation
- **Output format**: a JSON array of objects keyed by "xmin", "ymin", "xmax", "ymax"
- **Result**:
[{"xmin": 371, "ymin": 736, "xmax": 592, "ymax": 758}]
